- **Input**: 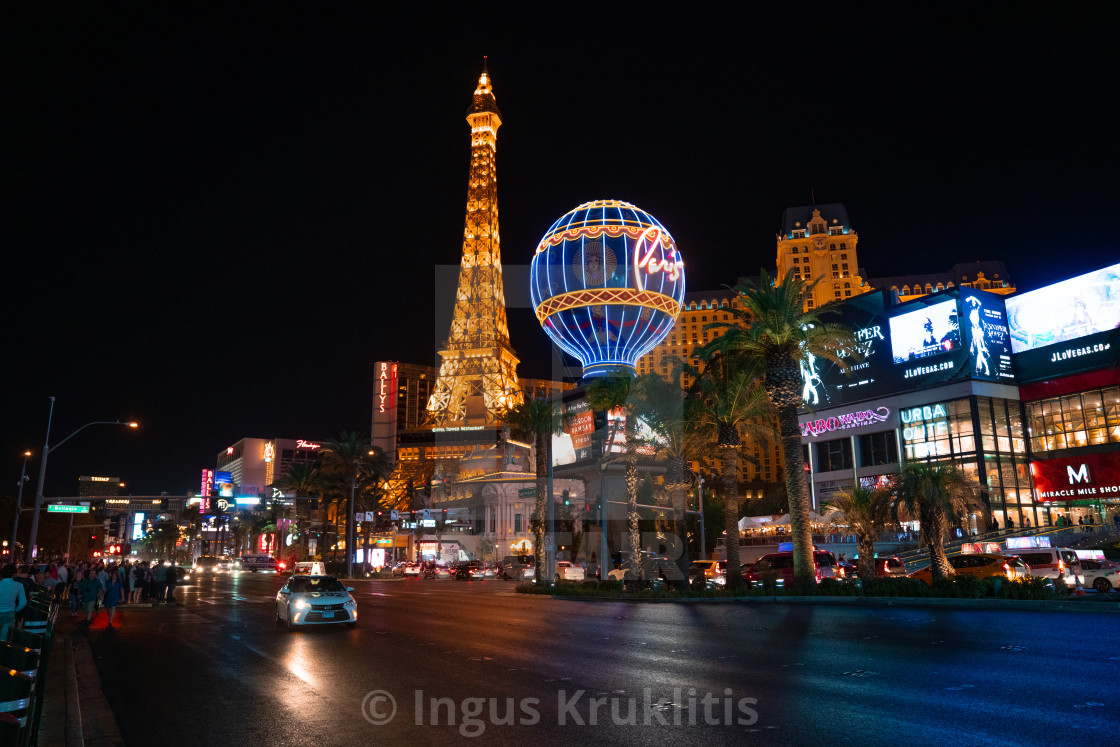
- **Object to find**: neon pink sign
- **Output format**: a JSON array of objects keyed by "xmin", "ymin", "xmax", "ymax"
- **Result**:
[
  {"xmin": 296, "ymin": 440, "xmax": 321, "ymax": 450},
  {"xmin": 633, "ymin": 226, "xmax": 684, "ymax": 291},
  {"xmin": 377, "ymin": 362, "xmax": 397, "ymax": 414},
  {"xmin": 801, "ymin": 407, "xmax": 891, "ymax": 438}
]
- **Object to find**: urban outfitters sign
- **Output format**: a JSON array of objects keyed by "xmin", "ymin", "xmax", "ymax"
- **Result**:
[
  {"xmin": 901, "ymin": 403, "xmax": 950, "ymax": 441},
  {"xmin": 1031, "ymin": 453, "xmax": 1120, "ymax": 501},
  {"xmin": 800, "ymin": 406, "xmax": 891, "ymax": 438}
]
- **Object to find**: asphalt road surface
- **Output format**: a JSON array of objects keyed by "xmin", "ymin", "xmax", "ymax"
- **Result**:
[{"xmin": 64, "ymin": 573, "xmax": 1120, "ymax": 746}]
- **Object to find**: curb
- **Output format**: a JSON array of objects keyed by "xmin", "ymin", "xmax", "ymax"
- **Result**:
[
  {"xmin": 69, "ymin": 632, "xmax": 126, "ymax": 746},
  {"xmin": 542, "ymin": 594, "xmax": 1120, "ymax": 611}
]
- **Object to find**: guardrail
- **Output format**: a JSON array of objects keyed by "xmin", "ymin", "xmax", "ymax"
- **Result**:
[{"xmin": 0, "ymin": 590, "xmax": 58, "ymax": 746}]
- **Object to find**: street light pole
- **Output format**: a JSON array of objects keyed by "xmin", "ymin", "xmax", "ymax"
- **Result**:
[
  {"xmin": 26, "ymin": 397, "xmax": 138, "ymax": 562},
  {"xmin": 9, "ymin": 451, "xmax": 32, "ymax": 559}
]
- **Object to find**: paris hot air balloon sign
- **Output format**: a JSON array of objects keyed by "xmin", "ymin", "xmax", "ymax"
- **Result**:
[{"xmin": 530, "ymin": 200, "xmax": 686, "ymax": 378}]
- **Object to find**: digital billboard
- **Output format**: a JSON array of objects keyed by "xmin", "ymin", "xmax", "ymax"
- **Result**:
[
  {"xmin": 553, "ymin": 397, "xmax": 595, "ymax": 467},
  {"xmin": 1007, "ymin": 262, "xmax": 1120, "ymax": 353},
  {"xmin": 1007, "ymin": 263, "xmax": 1120, "ymax": 382},
  {"xmin": 1030, "ymin": 453, "xmax": 1120, "ymax": 502},
  {"xmin": 889, "ymin": 298, "xmax": 961, "ymax": 365},
  {"xmin": 801, "ymin": 290, "xmax": 973, "ymax": 409},
  {"xmin": 960, "ymin": 289, "xmax": 1015, "ymax": 382}
]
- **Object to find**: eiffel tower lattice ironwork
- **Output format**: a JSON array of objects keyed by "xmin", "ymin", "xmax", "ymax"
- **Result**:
[{"xmin": 425, "ymin": 62, "xmax": 523, "ymax": 427}]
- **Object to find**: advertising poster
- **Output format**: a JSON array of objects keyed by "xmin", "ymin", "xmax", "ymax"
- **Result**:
[
  {"xmin": 553, "ymin": 397, "xmax": 595, "ymax": 466},
  {"xmin": 800, "ymin": 290, "xmax": 897, "ymax": 408},
  {"xmin": 1007, "ymin": 263, "xmax": 1120, "ymax": 382},
  {"xmin": 889, "ymin": 298, "xmax": 961, "ymax": 364},
  {"xmin": 960, "ymin": 288, "xmax": 1015, "ymax": 381},
  {"xmin": 1006, "ymin": 262, "xmax": 1120, "ymax": 354}
]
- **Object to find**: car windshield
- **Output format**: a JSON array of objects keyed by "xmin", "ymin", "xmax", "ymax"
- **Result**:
[{"xmin": 288, "ymin": 577, "xmax": 346, "ymax": 593}]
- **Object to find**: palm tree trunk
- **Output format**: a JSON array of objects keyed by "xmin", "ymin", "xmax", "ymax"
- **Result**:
[
  {"xmin": 777, "ymin": 403, "xmax": 815, "ymax": 591},
  {"xmin": 667, "ymin": 457, "xmax": 690, "ymax": 577},
  {"xmin": 721, "ymin": 443, "xmax": 742, "ymax": 589},
  {"xmin": 857, "ymin": 534, "xmax": 876, "ymax": 588},
  {"xmin": 926, "ymin": 508, "xmax": 954, "ymax": 580},
  {"xmin": 533, "ymin": 435, "xmax": 547, "ymax": 583},
  {"xmin": 626, "ymin": 452, "xmax": 641, "ymax": 582}
]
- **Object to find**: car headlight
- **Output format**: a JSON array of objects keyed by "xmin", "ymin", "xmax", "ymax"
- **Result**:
[
  {"xmin": 344, "ymin": 599, "xmax": 357, "ymax": 608},
  {"xmin": 294, "ymin": 599, "xmax": 310, "ymax": 610}
]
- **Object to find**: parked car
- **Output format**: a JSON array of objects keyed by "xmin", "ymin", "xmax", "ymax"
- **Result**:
[
  {"xmin": 840, "ymin": 556, "xmax": 907, "ymax": 579},
  {"xmin": 499, "ymin": 555, "xmax": 534, "ymax": 580},
  {"xmin": 275, "ymin": 575, "xmax": 357, "ymax": 630},
  {"xmin": 555, "ymin": 561, "xmax": 585, "ymax": 581},
  {"xmin": 688, "ymin": 560, "xmax": 726, "ymax": 586},
  {"xmin": 742, "ymin": 550, "xmax": 841, "ymax": 587},
  {"xmin": 1076, "ymin": 559, "xmax": 1120, "ymax": 592},
  {"xmin": 908, "ymin": 553, "xmax": 1031, "ymax": 585},
  {"xmin": 1006, "ymin": 547, "xmax": 1079, "ymax": 584}
]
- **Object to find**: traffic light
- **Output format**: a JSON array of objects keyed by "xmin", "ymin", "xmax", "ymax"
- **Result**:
[
  {"xmin": 88, "ymin": 533, "xmax": 97, "ymax": 549},
  {"xmin": 109, "ymin": 514, "xmax": 121, "ymax": 537},
  {"xmin": 563, "ymin": 490, "xmax": 570, "ymax": 506}
]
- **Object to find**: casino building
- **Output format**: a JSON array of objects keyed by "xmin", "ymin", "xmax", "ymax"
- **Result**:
[{"xmin": 798, "ymin": 262, "xmax": 1120, "ymax": 530}]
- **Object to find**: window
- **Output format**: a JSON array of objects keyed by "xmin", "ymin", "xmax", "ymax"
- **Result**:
[
  {"xmin": 832, "ymin": 264, "xmax": 838, "ymax": 270},
  {"xmin": 830, "ymin": 227, "xmax": 843, "ymax": 235},
  {"xmin": 844, "ymin": 282, "xmax": 851, "ymax": 288},
  {"xmin": 815, "ymin": 439, "xmax": 853, "ymax": 471},
  {"xmin": 841, "ymin": 253, "xmax": 847, "ymax": 260},
  {"xmin": 514, "ymin": 514, "xmax": 522, "ymax": 532},
  {"xmin": 830, "ymin": 243, "xmax": 836, "ymax": 250},
  {"xmin": 845, "ymin": 290, "xmax": 852, "ymax": 296},
  {"xmin": 859, "ymin": 432, "xmax": 899, "ymax": 467},
  {"xmin": 835, "ymin": 290, "xmax": 842, "ymax": 297},
  {"xmin": 842, "ymin": 263, "xmax": 849, "ymax": 270},
  {"xmin": 901, "ymin": 286, "xmax": 910, "ymax": 295},
  {"xmin": 840, "ymin": 243, "xmax": 846, "ymax": 250},
  {"xmin": 793, "ymin": 229, "xmax": 806, "ymax": 238}
]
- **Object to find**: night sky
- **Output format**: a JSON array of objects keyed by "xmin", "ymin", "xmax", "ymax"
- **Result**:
[{"xmin": 4, "ymin": 6, "xmax": 1118, "ymax": 498}]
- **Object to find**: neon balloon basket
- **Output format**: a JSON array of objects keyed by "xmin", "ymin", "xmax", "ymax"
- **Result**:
[{"xmin": 530, "ymin": 199, "xmax": 685, "ymax": 378}]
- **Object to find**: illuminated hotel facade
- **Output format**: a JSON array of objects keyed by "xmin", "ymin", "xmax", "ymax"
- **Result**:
[{"xmin": 797, "ymin": 262, "xmax": 1120, "ymax": 530}]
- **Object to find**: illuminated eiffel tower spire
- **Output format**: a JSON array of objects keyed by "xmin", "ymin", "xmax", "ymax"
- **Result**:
[{"xmin": 425, "ymin": 62, "xmax": 522, "ymax": 426}]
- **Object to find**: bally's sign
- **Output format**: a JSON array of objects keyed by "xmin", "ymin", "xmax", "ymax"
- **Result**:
[
  {"xmin": 801, "ymin": 406, "xmax": 891, "ymax": 438},
  {"xmin": 1031, "ymin": 453, "xmax": 1120, "ymax": 501}
]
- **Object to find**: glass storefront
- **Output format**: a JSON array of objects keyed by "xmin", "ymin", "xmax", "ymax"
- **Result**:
[
  {"xmin": 901, "ymin": 395, "xmax": 1038, "ymax": 529},
  {"xmin": 1026, "ymin": 385, "xmax": 1120, "ymax": 452}
]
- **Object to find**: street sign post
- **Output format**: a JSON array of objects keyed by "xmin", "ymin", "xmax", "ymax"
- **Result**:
[{"xmin": 518, "ymin": 487, "xmax": 536, "ymax": 497}]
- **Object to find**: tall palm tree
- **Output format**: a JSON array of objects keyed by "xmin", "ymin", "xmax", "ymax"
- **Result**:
[
  {"xmin": 180, "ymin": 504, "xmax": 202, "ymax": 560},
  {"xmin": 270, "ymin": 461, "xmax": 323, "ymax": 561},
  {"xmin": 322, "ymin": 431, "xmax": 380, "ymax": 578},
  {"xmin": 585, "ymin": 374, "xmax": 642, "ymax": 581},
  {"xmin": 893, "ymin": 461, "xmax": 984, "ymax": 582},
  {"xmin": 686, "ymin": 352, "xmax": 773, "ymax": 589},
  {"xmin": 822, "ymin": 485, "xmax": 896, "ymax": 588},
  {"xmin": 506, "ymin": 397, "xmax": 560, "ymax": 583},
  {"xmin": 711, "ymin": 268, "xmax": 858, "ymax": 590},
  {"xmin": 630, "ymin": 373, "xmax": 704, "ymax": 576}
]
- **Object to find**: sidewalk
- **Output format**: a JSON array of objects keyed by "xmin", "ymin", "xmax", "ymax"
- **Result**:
[{"xmin": 38, "ymin": 616, "xmax": 127, "ymax": 747}]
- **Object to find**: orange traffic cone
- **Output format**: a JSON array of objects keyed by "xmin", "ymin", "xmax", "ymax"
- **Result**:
[{"xmin": 1074, "ymin": 575, "xmax": 1086, "ymax": 597}]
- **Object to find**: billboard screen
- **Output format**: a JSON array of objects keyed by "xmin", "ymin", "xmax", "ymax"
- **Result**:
[
  {"xmin": 889, "ymin": 298, "xmax": 961, "ymax": 365},
  {"xmin": 801, "ymin": 290, "xmax": 972, "ymax": 409},
  {"xmin": 960, "ymin": 289, "xmax": 1015, "ymax": 382},
  {"xmin": 1006, "ymin": 262, "xmax": 1120, "ymax": 354}
]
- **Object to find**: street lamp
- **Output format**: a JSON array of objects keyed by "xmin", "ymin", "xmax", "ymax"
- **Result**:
[
  {"xmin": 26, "ymin": 396, "xmax": 138, "ymax": 562},
  {"xmin": 9, "ymin": 451, "xmax": 32, "ymax": 559}
]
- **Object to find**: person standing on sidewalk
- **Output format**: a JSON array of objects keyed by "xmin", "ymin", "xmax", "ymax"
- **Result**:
[
  {"xmin": 0, "ymin": 564, "xmax": 28, "ymax": 641},
  {"xmin": 80, "ymin": 570, "xmax": 102, "ymax": 625},
  {"xmin": 164, "ymin": 563, "xmax": 178, "ymax": 605},
  {"xmin": 152, "ymin": 561, "xmax": 168, "ymax": 606},
  {"xmin": 104, "ymin": 570, "xmax": 123, "ymax": 628}
]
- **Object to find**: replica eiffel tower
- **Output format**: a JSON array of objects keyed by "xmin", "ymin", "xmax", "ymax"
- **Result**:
[{"xmin": 425, "ymin": 61, "xmax": 523, "ymax": 427}]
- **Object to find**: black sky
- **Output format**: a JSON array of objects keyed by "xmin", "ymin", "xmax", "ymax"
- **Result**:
[{"xmin": 4, "ymin": 5, "xmax": 1118, "ymax": 497}]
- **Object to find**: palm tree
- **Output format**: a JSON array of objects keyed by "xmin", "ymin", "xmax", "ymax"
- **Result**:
[
  {"xmin": 822, "ymin": 485, "xmax": 896, "ymax": 588},
  {"xmin": 180, "ymin": 504, "xmax": 202, "ymax": 560},
  {"xmin": 686, "ymin": 352, "xmax": 773, "ymax": 589},
  {"xmin": 270, "ymin": 461, "xmax": 323, "ymax": 561},
  {"xmin": 585, "ymin": 374, "xmax": 642, "ymax": 581},
  {"xmin": 711, "ymin": 268, "xmax": 858, "ymax": 590},
  {"xmin": 322, "ymin": 431, "xmax": 383, "ymax": 578},
  {"xmin": 893, "ymin": 461, "xmax": 984, "ymax": 582},
  {"xmin": 506, "ymin": 397, "xmax": 561, "ymax": 583},
  {"xmin": 630, "ymin": 372, "xmax": 712, "ymax": 577}
]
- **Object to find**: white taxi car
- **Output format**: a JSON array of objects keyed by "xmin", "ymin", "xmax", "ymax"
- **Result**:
[
  {"xmin": 555, "ymin": 561, "xmax": 585, "ymax": 581},
  {"xmin": 1075, "ymin": 553, "xmax": 1120, "ymax": 592},
  {"xmin": 276, "ymin": 575, "xmax": 358, "ymax": 630}
]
